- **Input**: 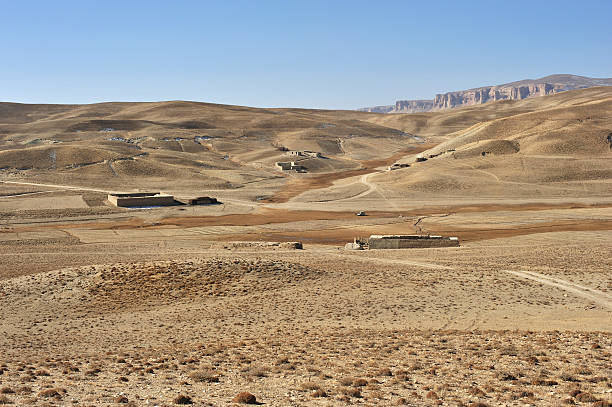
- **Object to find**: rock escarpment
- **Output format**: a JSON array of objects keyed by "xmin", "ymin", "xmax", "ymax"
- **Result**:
[
  {"xmin": 361, "ymin": 74, "xmax": 612, "ymax": 113},
  {"xmin": 393, "ymin": 99, "xmax": 434, "ymax": 113},
  {"xmin": 432, "ymin": 83, "xmax": 557, "ymax": 109}
]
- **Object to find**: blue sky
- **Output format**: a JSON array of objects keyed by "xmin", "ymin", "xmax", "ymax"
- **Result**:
[{"xmin": 1, "ymin": 0, "xmax": 611, "ymax": 109}]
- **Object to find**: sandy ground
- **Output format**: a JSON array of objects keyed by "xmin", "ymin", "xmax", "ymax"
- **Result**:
[
  {"xmin": 1, "ymin": 90, "xmax": 612, "ymax": 406},
  {"xmin": 0, "ymin": 203, "xmax": 611, "ymax": 406}
]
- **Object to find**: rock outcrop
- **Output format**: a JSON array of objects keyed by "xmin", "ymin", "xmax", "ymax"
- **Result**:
[
  {"xmin": 432, "ymin": 83, "xmax": 557, "ymax": 109},
  {"xmin": 393, "ymin": 99, "xmax": 434, "ymax": 113},
  {"xmin": 360, "ymin": 74, "xmax": 612, "ymax": 113}
]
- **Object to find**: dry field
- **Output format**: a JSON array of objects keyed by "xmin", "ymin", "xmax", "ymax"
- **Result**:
[{"xmin": 1, "ymin": 88, "xmax": 611, "ymax": 406}]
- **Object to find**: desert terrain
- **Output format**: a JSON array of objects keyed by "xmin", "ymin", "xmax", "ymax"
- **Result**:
[{"xmin": 1, "ymin": 87, "xmax": 611, "ymax": 406}]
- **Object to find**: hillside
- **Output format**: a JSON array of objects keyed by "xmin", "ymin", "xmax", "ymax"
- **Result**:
[
  {"xmin": 367, "ymin": 87, "xmax": 612, "ymax": 200},
  {"xmin": 2, "ymin": 87, "xmax": 612, "ymax": 207},
  {"xmin": 0, "ymin": 101, "xmax": 419, "ymax": 197}
]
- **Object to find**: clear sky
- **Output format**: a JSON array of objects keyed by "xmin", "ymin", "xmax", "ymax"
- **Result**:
[{"xmin": 1, "ymin": 0, "xmax": 611, "ymax": 109}]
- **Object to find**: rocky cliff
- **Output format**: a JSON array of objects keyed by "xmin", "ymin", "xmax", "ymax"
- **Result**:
[
  {"xmin": 432, "ymin": 83, "xmax": 558, "ymax": 109},
  {"xmin": 361, "ymin": 74, "xmax": 612, "ymax": 113}
]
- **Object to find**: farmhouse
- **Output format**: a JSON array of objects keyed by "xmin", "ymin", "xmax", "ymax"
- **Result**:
[
  {"xmin": 289, "ymin": 150, "xmax": 322, "ymax": 158},
  {"xmin": 368, "ymin": 235, "xmax": 459, "ymax": 249},
  {"xmin": 276, "ymin": 161, "xmax": 308, "ymax": 173},
  {"xmin": 388, "ymin": 163, "xmax": 410, "ymax": 171},
  {"xmin": 107, "ymin": 192, "xmax": 175, "ymax": 207},
  {"xmin": 346, "ymin": 235, "xmax": 460, "ymax": 249}
]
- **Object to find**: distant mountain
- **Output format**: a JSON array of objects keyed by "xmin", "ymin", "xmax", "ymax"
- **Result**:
[{"xmin": 359, "ymin": 74, "xmax": 612, "ymax": 113}]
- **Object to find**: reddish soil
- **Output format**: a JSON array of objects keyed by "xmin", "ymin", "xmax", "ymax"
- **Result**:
[
  {"xmin": 11, "ymin": 201, "xmax": 612, "ymax": 235},
  {"xmin": 264, "ymin": 144, "xmax": 437, "ymax": 203},
  {"xmin": 207, "ymin": 219, "xmax": 612, "ymax": 245}
]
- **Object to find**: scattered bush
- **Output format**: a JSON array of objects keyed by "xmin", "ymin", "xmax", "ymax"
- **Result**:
[
  {"xmin": 173, "ymin": 394, "xmax": 193, "ymax": 404},
  {"xmin": 188, "ymin": 369, "xmax": 219, "ymax": 383},
  {"xmin": 468, "ymin": 387, "xmax": 486, "ymax": 396},
  {"xmin": 299, "ymin": 382, "xmax": 320, "ymax": 391},
  {"xmin": 575, "ymin": 392, "xmax": 598, "ymax": 402},
  {"xmin": 352, "ymin": 378, "xmax": 368, "ymax": 387},
  {"xmin": 340, "ymin": 387, "xmax": 361, "ymax": 398},
  {"xmin": 425, "ymin": 390, "xmax": 438, "ymax": 399},
  {"xmin": 231, "ymin": 392, "xmax": 257, "ymax": 404},
  {"xmin": 37, "ymin": 388, "xmax": 64, "ymax": 398},
  {"xmin": 310, "ymin": 389, "xmax": 327, "ymax": 397},
  {"xmin": 376, "ymin": 367, "xmax": 393, "ymax": 377}
]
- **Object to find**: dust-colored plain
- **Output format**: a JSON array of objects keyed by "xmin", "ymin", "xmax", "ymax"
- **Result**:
[{"xmin": 1, "ymin": 87, "xmax": 611, "ymax": 406}]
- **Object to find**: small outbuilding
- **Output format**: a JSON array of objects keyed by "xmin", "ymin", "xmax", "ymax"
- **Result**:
[{"xmin": 188, "ymin": 196, "xmax": 219, "ymax": 205}]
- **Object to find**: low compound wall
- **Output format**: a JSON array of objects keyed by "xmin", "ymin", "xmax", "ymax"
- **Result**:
[
  {"xmin": 108, "ymin": 194, "xmax": 175, "ymax": 207},
  {"xmin": 368, "ymin": 235, "xmax": 459, "ymax": 249}
]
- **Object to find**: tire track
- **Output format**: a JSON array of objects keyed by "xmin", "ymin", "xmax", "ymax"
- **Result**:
[
  {"xmin": 503, "ymin": 269, "xmax": 612, "ymax": 309},
  {"xmin": 337, "ymin": 254, "xmax": 612, "ymax": 309}
]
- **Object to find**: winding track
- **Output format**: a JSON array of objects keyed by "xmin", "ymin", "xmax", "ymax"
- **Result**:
[
  {"xmin": 504, "ymin": 269, "xmax": 612, "ymax": 310},
  {"xmin": 338, "ymin": 254, "xmax": 612, "ymax": 310}
]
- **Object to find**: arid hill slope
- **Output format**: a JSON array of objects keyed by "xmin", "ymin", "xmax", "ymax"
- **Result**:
[
  {"xmin": 0, "ymin": 101, "xmax": 418, "ymax": 194},
  {"xmin": 370, "ymin": 87, "xmax": 612, "ymax": 199},
  {"xmin": 2, "ymin": 87, "xmax": 612, "ymax": 203}
]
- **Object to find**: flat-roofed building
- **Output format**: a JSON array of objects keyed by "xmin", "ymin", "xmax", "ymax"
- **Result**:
[{"xmin": 107, "ymin": 192, "xmax": 175, "ymax": 207}]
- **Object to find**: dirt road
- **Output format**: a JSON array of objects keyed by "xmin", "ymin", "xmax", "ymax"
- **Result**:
[{"xmin": 504, "ymin": 269, "xmax": 612, "ymax": 309}]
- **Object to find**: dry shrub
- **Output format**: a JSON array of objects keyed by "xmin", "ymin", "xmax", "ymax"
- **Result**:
[
  {"xmin": 559, "ymin": 372, "xmax": 579, "ymax": 382},
  {"xmin": 531, "ymin": 378, "xmax": 558, "ymax": 386},
  {"xmin": 231, "ymin": 392, "xmax": 257, "ymax": 404},
  {"xmin": 376, "ymin": 367, "xmax": 393, "ymax": 377},
  {"xmin": 173, "ymin": 394, "xmax": 192, "ymax": 404},
  {"xmin": 299, "ymin": 382, "xmax": 320, "ymax": 391},
  {"xmin": 310, "ymin": 389, "xmax": 327, "ymax": 398},
  {"xmin": 0, "ymin": 389, "xmax": 13, "ymax": 395},
  {"xmin": 592, "ymin": 401, "xmax": 610, "ymax": 407},
  {"xmin": 512, "ymin": 390, "xmax": 534, "ymax": 399},
  {"xmin": 188, "ymin": 369, "xmax": 219, "ymax": 383},
  {"xmin": 468, "ymin": 387, "xmax": 486, "ymax": 396},
  {"xmin": 352, "ymin": 378, "xmax": 368, "ymax": 387},
  {"xmin": 37, "ymin": 388, "xmax": 64, "ymax": 398},
  {"xmin": 114, "ymin": 395, "xmax": 129, "ymax": 403},
  {"xmin": 0, "ymin": 395, "xmax": 11, "ymax": 405},
  {"xmin": 85, "ymin": 368, "xmax": 101, "ymax": 376},
  {"xmin": 275, "ymin": 357, "xmax": 290, "ymax": 365},
  {"xmin": 340, "ymin": 387, "xmax": 361, "ymax": 398},
  {"xmin": 337, "ymin": 377, "xmax": 352, "ymax": 386},
  {"xmin": 499, "ymin": 372, "xmax": 517, "ymax": 381},
  {"xmin": 369, "ymin": 390, "xmax": 384, "ymax": 399},
  {"xmin": 244, "ymin": 366, "xmax": 268, "ymax": 378},
  {"xmin": 425, "ymin": 391, "xmax": 438, "ymax": 399},
  {"xmin": 575, "ymin": 392, "xmax": 598, "ymax": 402}
]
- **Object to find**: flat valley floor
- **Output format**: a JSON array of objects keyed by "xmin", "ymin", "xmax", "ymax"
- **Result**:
[
  {"xmin": 1, "ymin": 91, "xmax": 611, "ymax": 405},
  {"xmin": 0, "ymin": 196, "xmax": 611, "ymax": 406}
]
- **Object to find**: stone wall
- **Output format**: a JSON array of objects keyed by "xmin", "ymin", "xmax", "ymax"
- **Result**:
[
  {"xmin": 108, "ymin": 194, "xmax": 175, "ymax": 207},
  {"xmin": 368, "ymin": 236, "xmax": 459, "ymax": 249}
]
